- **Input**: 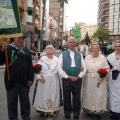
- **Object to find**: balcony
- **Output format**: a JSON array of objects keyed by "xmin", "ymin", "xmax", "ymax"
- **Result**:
[
  {"xmin": 101, "ymin": 19, "xmax": 109, "ymax": 23},
  {"xmin": 49, "ymin": 24, "xmax": 54, "ymax": 29},
  {"xmin": 22, "ymin": 23, "xmax": 35, "ymax": 33},
  {"xmin": 34, "ymin": 23, "xmax": 38, "ymax": 29},
  {"xmin": 18, "ymin": 0, "xmax": 27, "ymax": 11},
  {"xmin": 35, "ymin": 9, "xmax": 39, "ymax": 16},
  {"xmin": 103, "ymin": 26, "xmax": 108, "ymax": 29},
  {"xmin": 101, "ymin": 0, "xmax": 109, "ymax": 3},
  {"xmin": 102, "ymin": 6, "xmax": 109, "ymax": 10},
  {"xmin": 101, "ymin": 12, "xmax": 109, "ymax": 17},
  {"xmin": 54, "ymin": 26, "xmax": 58, "ymax": 31},
  {"xmin": 99, "ymin": 0, "xmax": 109, "ymax": 8}
]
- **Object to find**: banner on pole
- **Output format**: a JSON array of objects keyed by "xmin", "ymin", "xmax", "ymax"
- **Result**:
[
  {"xmin": 0, "ymin": 0, "xmax": 22, "ymax": 38},
  {"xmin": 72, "ymin": 27, "xmax": 81, "ymax": 40}
]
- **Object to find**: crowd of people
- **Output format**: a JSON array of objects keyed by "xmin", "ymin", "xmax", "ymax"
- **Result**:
[{"xmin": 0, "ymin": 35, "xmax": 120, "ymax": 120}]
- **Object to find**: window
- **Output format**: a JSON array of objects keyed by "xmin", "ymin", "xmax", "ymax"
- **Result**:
[
  {"xmin": 109, "ymin": 22, "xmax": 113, "ymax": 26},
  {"xmin": 115, "ymin": 0, "xmax": 119, "ymax": 4},
  {"xmin": 114, "ymin": 11, "xmax": 119, "ymax": 15},
  {"xmin": 114, "ymin": 26, "xmax": 119, "ymax": 29},
  {"xmin": 114, "ymin": 8, "xmax": 119, "ymax": 12},
  {"xmin": 109, "ymin": 16, "xmax": 114, "ymax": 19},
  {"xmin": 114, "ymin": 28, "xmax": 118, "ymax": 32},
  {"xmin": 114, "ymin": 15, "xmax": 119, "ymax": 18}
]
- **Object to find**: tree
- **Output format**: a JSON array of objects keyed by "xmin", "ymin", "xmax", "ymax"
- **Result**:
[
  {"xmin": 84, "ymin": 32, "xmax": 91, "ymax": 45},
  {"xmin": 93, "ymin": 27, "xmax": 111, "ymax": 54},
  {"xmin": 93, "ymin": 27, "xmax": 110, "ymax": 46}
]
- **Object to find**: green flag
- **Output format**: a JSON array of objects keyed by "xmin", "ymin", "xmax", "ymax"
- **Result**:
[
  {"xmin": 0, "ymin": 0, "xmax": 22, "ymax": 38},
  {"xmin": 72, "ymin": 27, "xmax": 81, "ymax": 40}
]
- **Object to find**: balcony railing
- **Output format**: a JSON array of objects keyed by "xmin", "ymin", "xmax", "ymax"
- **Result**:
[
  {"xmin": 101, "ymin": 12, "xmax": 109, "ymax": 16},
  {"xmin": 101, "ymin": 0, "xmax": 109, "ymax": 3},
  {"xmin": 102, "ymin": 6, "xmax": 109, "ymax": 10},
  {"xmin": 49, "ymin": 24, "xmax": 54, "ymax": 29},
  {"xmin": 101, "ymin": 19, "xmax": 108, "ymax": 22},
  {"xmin": 54, "ymin": 27, "xmax": 58, "ymax": 31}
]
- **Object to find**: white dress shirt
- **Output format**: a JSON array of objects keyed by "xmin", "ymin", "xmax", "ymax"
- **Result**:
[{"xmin": 58, "ymin": 49, "xmax": 86, "ymax": 79}]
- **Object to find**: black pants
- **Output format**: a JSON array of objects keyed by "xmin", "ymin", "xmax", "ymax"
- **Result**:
[
  {"xmin": 62, "ymin": 78, "xmax": 82, "ymax": 116},
  {"xmin": 110, "ymin": 110, "xmax": 120, "ymax": 118},
  {"xmin": 7, "ymin": 83, "xmax": 30, "ymax": 120}
]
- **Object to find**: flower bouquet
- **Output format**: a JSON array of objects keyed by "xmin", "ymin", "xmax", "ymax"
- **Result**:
[
  {"xmin": 33, "ymin": 64, "xmax": 42, "ymax": 74},
  {"xmin": 32, "ymin": 64, "xmax": 42, "ymax": 105},
  {"xmin": 97, "ymin": 68, "xmax": 108, "ymax": 87}
]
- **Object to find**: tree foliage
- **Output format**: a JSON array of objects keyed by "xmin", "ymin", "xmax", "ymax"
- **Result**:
[
  {"xmin": 93, "ymin": 27, "xmax": 110, "ymax": 42},
  {"xmin": 84, "ymin": 32, "xmax": 91, "ymax": 45}
]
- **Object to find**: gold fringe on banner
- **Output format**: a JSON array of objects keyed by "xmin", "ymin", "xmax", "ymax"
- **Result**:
[{"xmin": 0, "ymin": 33, "xmax": 23, "ymax": 39}]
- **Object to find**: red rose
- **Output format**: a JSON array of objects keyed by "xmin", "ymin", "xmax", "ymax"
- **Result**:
[
  {"xmin": 97, "ymin": 68, "xmax": 108, "ymax": 87},
  {"xmin": 98, "ymin": 68, "xmax": 108, "ymax": 74},
  {"xmin": 33, "ymin": 64, "xmax": 42, "ymax": 73},
  {"xmin": 33, "ymin": 64, "xmax": 40, "ymax": 69}
]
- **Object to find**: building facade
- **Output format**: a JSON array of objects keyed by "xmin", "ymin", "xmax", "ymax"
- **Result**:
[
  {"xmin": 48, "ymin": 12, "xmax": 58, "ymax": 41},
  {"xmin": 98, "ymin": 0, "xmax": 120, "ymax": 41},
  {"xmin": 75, "ymin": 23, "xmax": 98, "ymax": 40},
  {"xmin": 49, "ymin": 0, "xmax": 66, "ymax": 40}
]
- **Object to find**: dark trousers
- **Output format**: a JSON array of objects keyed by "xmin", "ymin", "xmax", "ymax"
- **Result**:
[
  {"xmin": 7, "ymin": 83, "xmax": 30, "ymax": 120},
  {"xmin": 110, "ymin": 110, "xmax": 120, "ymax": 118},
  {"xmin": 62, "ymin": 78, "xmax": 82, "ymax": 116}
]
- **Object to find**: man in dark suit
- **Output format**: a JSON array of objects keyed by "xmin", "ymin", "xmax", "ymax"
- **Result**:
[{"xmin": 0, "ymin": 35, "xmax": 34, "ymax": 120}]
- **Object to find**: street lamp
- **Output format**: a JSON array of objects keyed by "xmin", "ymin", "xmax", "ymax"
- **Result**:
[
  {"xmin": 65, "ymin": 16, "xmax": 68, "ymax": 30},
  {"xmin": 65, "ymin": 16, "xmax": 68, "ymax": 40}
]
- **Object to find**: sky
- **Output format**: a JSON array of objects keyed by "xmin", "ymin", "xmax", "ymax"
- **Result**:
[{"xmin": 65, "ymin": 0, "xmax": 99, "ymax": 30}]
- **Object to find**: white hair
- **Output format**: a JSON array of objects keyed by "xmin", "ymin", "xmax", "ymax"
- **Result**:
[
  {"xmin": 67, "ymin": 37, "xmax": 76, "ymax": 42},
  {"xmin": 45, "ymin": 45, "xmax": 55, "ymax": 52},
  {"xmin": 114, "ymin": 40, "xmax": 120, "ymax": 46},
  {"xmin": 91, "ymin": 43, "xmax": 100, "ymax": 49}
]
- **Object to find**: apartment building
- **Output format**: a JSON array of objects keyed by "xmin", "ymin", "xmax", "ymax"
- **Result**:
[
  {"xmin": 48, "ymin": 12, "xmax": 58, "ymax": 41},
  {"xmin": 98, "ymin": 0, "xmax": 120, "ymax": 41},
  {"xmin": 26, "ymin": 0, "xmax": 42, "ymax": 49},
  {"xmin": 0, "ymin": 0, "xmax": 34, "ymax": 43},
  {"xmin": 75, "ymin": 23, "xmax": 98, "ymax": 40},
  {"xmin": 49, "ymin": 0, "xmax": 66, "ymax": 40}
]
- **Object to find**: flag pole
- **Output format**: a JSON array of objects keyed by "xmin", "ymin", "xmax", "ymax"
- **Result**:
[{"xmin": 5, "ymin": 49, "xmax": 10, "ymax": 80}]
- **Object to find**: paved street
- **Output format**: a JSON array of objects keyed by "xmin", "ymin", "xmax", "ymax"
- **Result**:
[{"xmin": 0, "ymin": 52, "xmax": 119, "ymax": 120}]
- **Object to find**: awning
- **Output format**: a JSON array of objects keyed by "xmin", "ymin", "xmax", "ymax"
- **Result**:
[{"xmin": 21, "ymin": 24, "xmax": 35, "ymax": 34}]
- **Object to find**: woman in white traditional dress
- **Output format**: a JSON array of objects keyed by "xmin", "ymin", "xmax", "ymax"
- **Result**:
[
  {"xmin": 33, "ymin": 45, "xmax": 60, "ymax": 116},
  {"xmin": 107, "ymin": 40, "xmax": 120, "ymax": 119},
  {"xmin": 82, "ymin": 43, "xmax": 110, "ymax": 118}
]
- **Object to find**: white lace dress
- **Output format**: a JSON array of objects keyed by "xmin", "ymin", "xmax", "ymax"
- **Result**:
[
  {"xmin": 34, "ymin": 56, "xmax": 60, "ymax": 112},
  {"xmin": 82, "ymin": 54, "xmax": 110, "ymax": 114},
  {"xmin": 107, "ymin": 52, "xmax": 120, "ymax": 113}
]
